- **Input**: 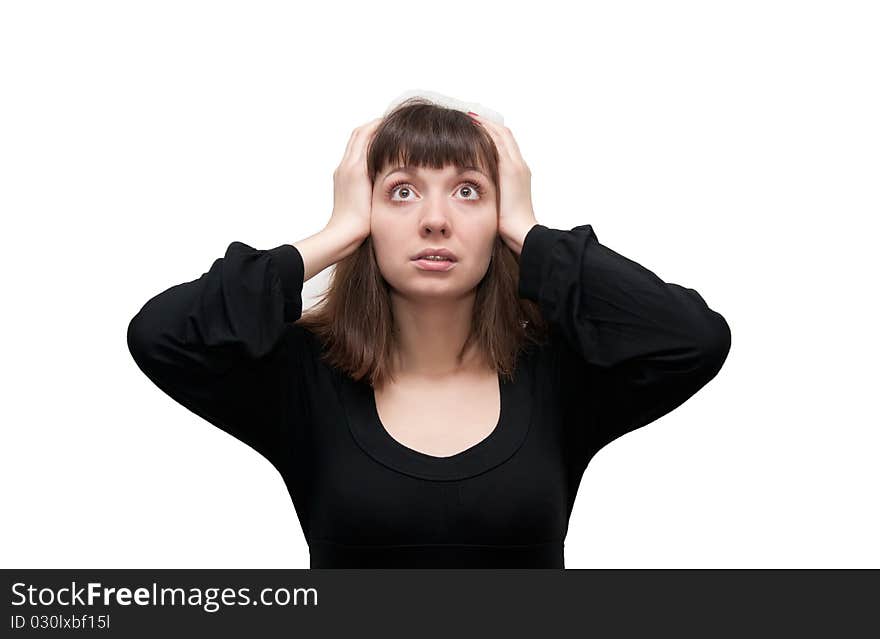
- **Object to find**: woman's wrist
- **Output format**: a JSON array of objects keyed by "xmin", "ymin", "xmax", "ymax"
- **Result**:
[
  {"xmin": 324, "ymin": 220, "xmax": 368, "ymax": 257},
  {"xmin": 501, "ymin": 220, "xmax": 539, "ymax": 256},
  {"xmin": 294, "ymin": 223, "xmax": 366, "ymax": 282}
]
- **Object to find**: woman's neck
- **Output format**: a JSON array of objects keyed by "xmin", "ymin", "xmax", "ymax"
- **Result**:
[{"xmin": 388, "ymin": 293, "xmax": 480, "ymax": 377}]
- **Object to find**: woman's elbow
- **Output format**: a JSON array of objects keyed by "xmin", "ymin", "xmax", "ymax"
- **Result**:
[{"xmin": 697, "ymin": 312, "xmax": 732, "ymax": 379}]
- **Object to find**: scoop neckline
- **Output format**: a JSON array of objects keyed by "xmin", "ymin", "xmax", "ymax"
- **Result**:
[
  {"xmin": 372, "ymin": 373, "xmax": 504, "ymax": 462},
  {"xmin": 341, "ymin": 359, "xmax": 533, "ymax": 481}
]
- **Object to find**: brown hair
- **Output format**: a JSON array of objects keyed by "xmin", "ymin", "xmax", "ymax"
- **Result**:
[{"xmin": 294, "ymin": 97, "xmax": 549, "ymax": 388}]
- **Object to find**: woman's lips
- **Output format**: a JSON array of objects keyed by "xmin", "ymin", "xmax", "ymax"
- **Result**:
[{"xmin": 412, "ymin": 258, "xmax": 457, "ymax": 271}]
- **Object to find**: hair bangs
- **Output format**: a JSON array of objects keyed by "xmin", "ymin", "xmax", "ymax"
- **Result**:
[{"xmin": 367, "ymin": 98, "xmax": 499, "ymax": 187}]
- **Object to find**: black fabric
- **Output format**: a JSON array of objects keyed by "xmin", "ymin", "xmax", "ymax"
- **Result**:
[{"xmin": 127, "ymin": 224, "xmax": 731, "ymax": 568}]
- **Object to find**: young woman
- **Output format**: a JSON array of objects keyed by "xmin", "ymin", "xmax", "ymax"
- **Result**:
[{"xmin": 127, "ymin": 98, "xmax": 732, "ymax": 568}]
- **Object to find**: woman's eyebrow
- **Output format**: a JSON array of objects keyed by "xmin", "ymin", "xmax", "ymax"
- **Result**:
[{"xmin": 382, "ymin": 165, "xmax": 487, "ymax": 180}]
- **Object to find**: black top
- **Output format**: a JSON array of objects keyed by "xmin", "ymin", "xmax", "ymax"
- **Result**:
[{"xmin": 127, "ymin": 224, "xmax": 731, "ymax": 568}]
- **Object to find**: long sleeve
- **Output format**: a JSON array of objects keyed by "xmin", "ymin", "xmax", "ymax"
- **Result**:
[
  {"xmin": 518, "ymin": 224, "xmax": 731, "ymax": 468},
  {"xmin": 126, "ymin": 241, "xmax": 311, "ymax": 468}
]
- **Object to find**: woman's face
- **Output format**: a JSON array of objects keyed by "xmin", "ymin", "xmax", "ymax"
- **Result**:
[{"xmin": 370, "ymin": 162, "xmax": 498, "ymax": 300}]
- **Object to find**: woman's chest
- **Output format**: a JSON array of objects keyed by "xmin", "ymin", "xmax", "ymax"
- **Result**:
[
  {"xmin": 373, "ymin": 373, "xmax": 501, "ymax": 458},
  {"xmin": 293, "ymin": 349, "xmax": 573, "ymax": 546},
  {"xmin": 308, "ymin": 444, "xmax": 570, "ymax": 546}
]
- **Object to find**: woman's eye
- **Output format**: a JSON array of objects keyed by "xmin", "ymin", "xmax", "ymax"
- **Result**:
[
  {"xmin": 388, "ymin": 182, "xmax": 483, "ymax": 202},
  {"xmin": 457, "ymin": 183, "xmax": 482, "ymax": 200},
  {"xmin": 391, "ymin": 185, "xmax": 414, "ymax": 201}
]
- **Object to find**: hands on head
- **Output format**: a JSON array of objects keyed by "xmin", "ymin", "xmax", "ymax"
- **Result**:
[
  {"xmin": 465, "ymin": 112, "xmax": 539, "ymax": 255},
  {"xmin": 326, "ymin": 117, "xmax": 384, "ymax": 244},
  {"xmin": 326, "ymin": 112, "xmax": 538, "ymax": 256}
]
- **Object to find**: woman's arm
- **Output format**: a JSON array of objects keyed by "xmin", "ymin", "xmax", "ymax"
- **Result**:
[
  {"xmin": 518, "ymin": 223, "xmax": 732, "ymax": 469},
  {"xmin": 126, "ymin": 235, "xmax": 337, "ymax": 468},
  {"xmin": 294, "ymin": 221, "xmax": 368, "ymax": 283},
  {"xmin": 128, "ymin": 116, "xmax": 378, "ymax": 466}
]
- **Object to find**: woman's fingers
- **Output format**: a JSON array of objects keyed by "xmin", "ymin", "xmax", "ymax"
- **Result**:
[
  {"xmin": 342, "ymin": 125, "xmax": 360, "ymax": 162},
  {"xmin": 469, "ymin": 113, "xmax": 528, "ymax": 170},
  {"xmin": 345, "ymin": 118, "xmax": 383, "ymax": 175},
  {"xmin": 470, "ymin": 114, "xmax": 510, "ymax": 162},
  {"xmin": 353, "ymin": 118, "xmax": 383, "ymax": 157},
  {"xmin": 342, "ymin": 118, "xmax": 383, "ymax": 166}
]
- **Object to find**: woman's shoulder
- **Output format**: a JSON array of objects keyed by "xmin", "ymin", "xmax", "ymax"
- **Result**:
[
  {"xmin": 516, "ymin": 324, "xmax": 570, "ymax": 377},
  {"xmin": 281, "ymin": 322, "xmax": 355, "ymax": 389},
  {"xmin": 278, "ymin": 322, "xmax": 330, "ymax": 375}
]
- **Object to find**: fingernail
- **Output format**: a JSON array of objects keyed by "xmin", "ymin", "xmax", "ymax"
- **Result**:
[{"xmin": 467, "ymin": 111, "xmax": 479, "ymax": 117}]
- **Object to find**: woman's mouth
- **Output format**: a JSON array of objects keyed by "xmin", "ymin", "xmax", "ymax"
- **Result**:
[{"xmin": 411, "ymin": 257, "xmax": 457, "ymax": 271}]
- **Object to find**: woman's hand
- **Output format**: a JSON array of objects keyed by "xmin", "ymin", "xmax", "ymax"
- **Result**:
[
  {"xmin": 326, "ymin": 117, "xmax": 384, "ymax": 244},
  {"xmin": 467, "ymin": 112, "xmax": 539, "ymax": 255}
]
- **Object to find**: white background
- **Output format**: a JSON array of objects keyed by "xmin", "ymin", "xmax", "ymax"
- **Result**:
[{"xmin": 2, "ymin": 0, "xmax": 877, "ymax": 569}]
